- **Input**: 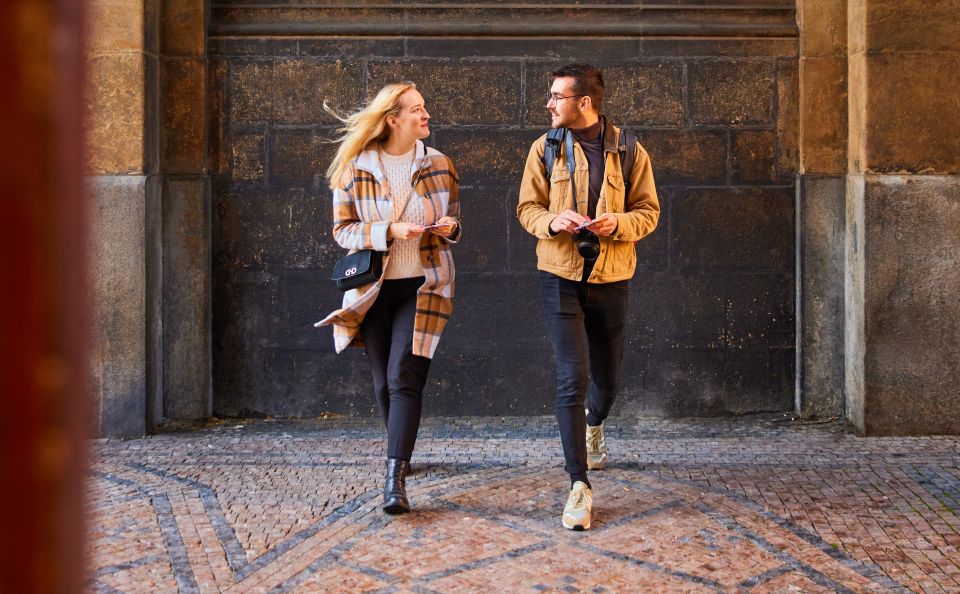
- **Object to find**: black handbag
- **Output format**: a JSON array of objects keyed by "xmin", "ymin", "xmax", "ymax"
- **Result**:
[{"xmin": 331, "ymin": 249, "xmax": 383, "ymax": 291}]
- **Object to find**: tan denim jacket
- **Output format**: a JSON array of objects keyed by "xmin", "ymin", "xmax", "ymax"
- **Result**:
[{"xmin": 517, "ymin": 120, "xmax": 660, "ymax": 283}]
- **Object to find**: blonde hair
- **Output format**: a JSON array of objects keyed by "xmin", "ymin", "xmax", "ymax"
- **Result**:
[{"xmin": 324, "ymin": 82, "xmax": 418, "ymax": 189}]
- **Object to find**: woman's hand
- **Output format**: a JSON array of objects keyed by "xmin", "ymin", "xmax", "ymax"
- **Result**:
[
  {"xmin": 388, "ymin": 222, "xmax": 425, "ymax": 241},
  {"xmin": 428, "ymin": 216, "xmax": 459, "ymax": 238}
]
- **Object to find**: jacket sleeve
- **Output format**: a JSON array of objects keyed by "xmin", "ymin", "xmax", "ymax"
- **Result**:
[
  {"xmin": 612, "ymin": 142, "xmax": 660, "ymax": 243},
  {"xmin": 440, "ymin": 156, "xmax": 462, "ymax": 245},
  {"xmin": 516, "ymin": 137, "xmax": 558, "ymax": 239},
  {"xmin": 331, "ymin": 165, "xmax": 390, "ymax": 252}
]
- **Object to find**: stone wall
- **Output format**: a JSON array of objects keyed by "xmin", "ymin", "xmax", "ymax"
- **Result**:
[
  {"xmin": 208, "ymin": 2, "xmax": 801, "ymax": 418},
  {"xmin": 843, "ymin": 0, "xmax": 960, "ymax": 435},
  {"xmin": 86, "ymin": 0, "xmax": 211, "ymax": 437}
]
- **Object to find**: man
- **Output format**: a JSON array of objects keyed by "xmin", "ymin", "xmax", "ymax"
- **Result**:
[{"xmin": 517, "ymin": 64, "xmax": 659, "ymax": 530}]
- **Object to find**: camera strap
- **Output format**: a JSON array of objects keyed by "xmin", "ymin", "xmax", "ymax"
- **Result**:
[{"xmin": 564, "ymin": 129, "xmax": 578, "ymax": 212}]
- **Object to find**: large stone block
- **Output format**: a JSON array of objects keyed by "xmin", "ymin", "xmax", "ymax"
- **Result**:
[
  {"xmin": 85, "ymin": 54, "xmax": 145, "ymax": 175},
  {"xmin": 690, "ymin": 60, "xmax": 776, "ymax": 126},
  {"xmin": 731, "ymin": 130, "xmax": 778, "ymax": 184},
  {"xmin": 864, "ymin": 53, "xmax": 960, "ymax": 174},
  {"xmin": 800, "ymin": 56, "xmax": 847, "ymax": 174},
  {"xmin": 642, "ymin": 38, "xmax": 798, "ymax": 59},
  {"xmin": 231, "ymin": 60, "xmax": 364, "ymax": 125},
  {"xmin": 162, "ymin": 178, "xmax": 211, "ymax": 421},
  {"xmin": 208, "ymin": 59, "xmax": 228, "ymax": 175},
  {"xmin": 87, "ymin": 176, "xmax": 147, "ymax": 437},
  {"xmin": 368, "ymin": 61, "xmax": 522, "ymax": 126},
  {"xmin": 798, "ymin": 175, "xmax": 845, "ymax": 419},
  {"xmin": 269, "ymin": 128, "xmax": 337, "ymax": 187},
  {"xmin": 424, "ymin": 346, "xmax": 557, "ymax": 416},
  {"xmin": 432, "ymin": 128, "xmax": 537, "ymax": 187},
  {"xmin": 629, "ymin": 273, "xmax": 728, "ymax": 351},
  {"xmin": 145, "ymin": 176, "xmax": 163, "ymax": 431},
  {"xmin": 630, "ymin": 272, "xmax": 793, "ymax": 352},
  {"xmin": 440, "ymin": 185, "xmax": 509, "ymax": 273},
  {"xmin": 277, "ymin": 271, "xmax": 345, "ymax": 352},
  {"xmin": 865, "ymin": 0, "xmax": 960, "ymax": 52},
  {"xmin": 230, "ymin": 130, "xmax": 265, "ymax": 182},
  {"xmin": 212, "ymin": 271, "xmax": 280, "ymax": 416},
  {"xmin": 299, "ymin": 39, "xmax": 405, "ymax": 58},
  {"xmin": 262, "ymin": 349, "xmax": 370, "ymax": 417},
  {"xmin": 87, "ymin": 0, "xmax": 143, "ymax": 53},
  {"xmin": 440, "ymin": 272, "xmax": 546, "ymax": 352},
  {"xmin": 407, "ymin": 38, "xmax": 639, "ymax": 60},
  {"xmin": 619, "ymin": 348, "xmax": 794, "ymax": 416},
  {"xmin": 859, "ymin": 175, "xmax": 960, "ymax": 435},
  {"xmin": 776, "ymin": 59, "xmax": 800, "ymax": 176},
  {"xmin": 799, "ymin": 0, "xmax": 847, "ymax": 57},
  {"xmin": 522, "ymin": 61, "xmax": 683, "ymax": 128},
  {"xmin": 160, "ymin": 0, "xmax": 204, "ymax": 56},
  {"xmin": 161, "ymin": 58, "xmax": 205, "ymax": 174},
  {"xmin": 671, "ymin": 188, "xmax": 794, "ymax": 273},
  {"xmin": 214, "ymin": 188, "xmax": 336, "ymax": 271},
  {"xmin": 844, "ymin": 174, "xmax": 866, "ymax": 430},
  {"xmin": 634, "ymin": 130, "xmax": 727, "ymax": 186},
  {"xmin": 603, "ymin": 63, "xmax": 685, "ymax": 127}
]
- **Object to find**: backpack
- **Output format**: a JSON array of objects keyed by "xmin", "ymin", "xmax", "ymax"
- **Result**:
[{"xmin": 542, "ymin": 127, "xmax": 638, "ymax": 195}]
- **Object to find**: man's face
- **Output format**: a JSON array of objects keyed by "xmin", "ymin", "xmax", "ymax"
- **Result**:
[
  {"xmin": 546, "ymin": 76, "xmax": 583, "ymax": 129},
  {"xmin": 390, "ymin": 89, "xmax": 431, "ymax": 142}
]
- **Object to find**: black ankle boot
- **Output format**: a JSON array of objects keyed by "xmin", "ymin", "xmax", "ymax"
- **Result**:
[{"xmin": 383, "ymin": 458, "xmax": 410, "ymax": 514}]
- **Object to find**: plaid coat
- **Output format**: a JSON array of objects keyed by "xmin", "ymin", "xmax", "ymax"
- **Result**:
[{"xmin": 315, "ymin": 141, "xmax": 460, "ymax": 359}]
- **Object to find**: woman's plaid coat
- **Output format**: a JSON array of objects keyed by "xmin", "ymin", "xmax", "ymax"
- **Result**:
[{"xmin": 315, "ymin": 141, "xmax": 460, "ymax": 359}]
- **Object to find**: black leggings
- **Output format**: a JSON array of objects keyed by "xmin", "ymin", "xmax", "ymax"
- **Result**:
[{"xmin": 358, "ymin": 277, "xmax": 431, "ymax": 462}]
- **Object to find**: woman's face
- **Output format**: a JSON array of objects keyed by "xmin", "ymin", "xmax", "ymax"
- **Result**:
[{"xmin": 388, "ymin": 89, "xmax": 431, "ymax": 144}]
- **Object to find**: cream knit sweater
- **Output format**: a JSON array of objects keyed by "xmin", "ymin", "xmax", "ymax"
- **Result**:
[{"xmin": 380, "ymin": 148, "xmax": 425, "ymax": 279}]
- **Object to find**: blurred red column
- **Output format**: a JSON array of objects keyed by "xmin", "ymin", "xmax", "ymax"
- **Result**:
[{"xmin": 0, "ymin": 1, "xmax": 89, "ymax": 592}]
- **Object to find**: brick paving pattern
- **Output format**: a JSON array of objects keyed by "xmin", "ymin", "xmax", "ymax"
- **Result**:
[{"xmin": 89, "ymin": 416, "xmax": 960, "ymax": 593}]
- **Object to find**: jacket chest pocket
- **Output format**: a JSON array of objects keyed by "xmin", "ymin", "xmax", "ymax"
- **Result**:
[
  {"xmin": 549, "ymin": 168, "xmax": 573, "ymax": 213},
  {"xmin": 603, "ymin": 175, "xmax": 625, "ymax": 212}
]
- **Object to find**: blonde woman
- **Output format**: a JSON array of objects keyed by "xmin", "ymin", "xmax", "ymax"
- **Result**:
[{"xmin": 315, "ymin": 82, "xmax": 460, "ymax": 514}]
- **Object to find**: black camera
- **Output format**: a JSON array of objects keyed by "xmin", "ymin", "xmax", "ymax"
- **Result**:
[{"xmin": 574, "ymin": 230, "xmax": 600, "ymax": 260}]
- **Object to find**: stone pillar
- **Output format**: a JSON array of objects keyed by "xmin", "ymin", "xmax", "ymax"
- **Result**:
[
  {"xmin": 845, "ymin": 0, "xmax": 960, "ymax": 435},
  {"xmin": 86, "ymin": 0, "xmax": 210, "ymax": 436},
  {"xmin": 85, "ymin": 0, "xmax": 155, "ymax": 437},
  {"xmin": 158, "ymin": 0, "xmax": 211, "ymax": 424},
  {"xmin": 796, "ymin": 0, "xmax": 848, "ymax": 418}
]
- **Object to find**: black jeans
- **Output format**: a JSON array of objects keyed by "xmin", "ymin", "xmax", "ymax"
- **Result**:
[
  {"xmin": 359, "ymin": 277, "xmax": 431, "ymax": 462},
  {"xmin": 539, "ymin": 271, "xmax": 628, "ymax": 482}
]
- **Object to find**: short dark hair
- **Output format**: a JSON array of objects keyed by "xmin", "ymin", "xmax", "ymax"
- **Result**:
[{"xmin": 551, "ymin": 63, "xmax": 605, "ymax": 110}]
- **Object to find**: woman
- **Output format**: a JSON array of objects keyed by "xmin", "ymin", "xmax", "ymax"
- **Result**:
[{"xmin": 315, "ymin": 82, "xmax": 460, "ymax": 514}]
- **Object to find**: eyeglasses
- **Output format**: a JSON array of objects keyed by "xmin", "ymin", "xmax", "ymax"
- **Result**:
[{"xmin": 547, "ymin": 94, "xmax": 583, "ymax": 104}]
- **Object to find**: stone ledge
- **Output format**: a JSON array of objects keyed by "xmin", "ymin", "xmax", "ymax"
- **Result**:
[{"xmin": 210, "ymin": 5, "xmax": 798, "ymax": 39}]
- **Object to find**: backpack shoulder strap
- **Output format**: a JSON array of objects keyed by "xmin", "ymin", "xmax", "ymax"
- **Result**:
[
  {"xmin": 617, "ymin": 129, "xmax": 638, "ymax": 193},
  {"xmin": 542, "ymin": 127, "xmax": 566, "ymax": 181}
]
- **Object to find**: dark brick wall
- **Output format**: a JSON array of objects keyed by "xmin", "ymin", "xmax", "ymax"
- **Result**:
[{"xmin": 209, "ymin": 3, "xmax": 799, "ymax": 418}]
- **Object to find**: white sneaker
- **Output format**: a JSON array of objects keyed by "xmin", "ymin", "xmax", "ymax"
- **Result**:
[
  {"xmin": 586, "ymin": 422, "xmax": 607, "ymax": 470},
  {"xmin": 562, "ymin": 481, "xmax": 593, "ymax": 531}
]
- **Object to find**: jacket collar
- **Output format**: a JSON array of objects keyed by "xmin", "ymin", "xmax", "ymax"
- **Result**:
[
  {"xmin": 601, "ymin": 115, "xmax": 620, "ymax": 154},
  {"xmin": 355, "ymin": 139, "xmax": 432, "ymax": 181}
]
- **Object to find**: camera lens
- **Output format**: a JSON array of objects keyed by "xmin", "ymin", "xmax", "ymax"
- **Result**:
[{"xmin": 574, "ymin": 231, "xmax": 600, "ymax": 260}]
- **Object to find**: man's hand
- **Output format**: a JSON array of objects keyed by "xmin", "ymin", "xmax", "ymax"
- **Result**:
[
  {"xmin": 586, "ymin": 213, "xmax": 618, "ymax": 237},
  {"xmin": 549, "ymin": 209, "xmax": 589, "ymax": 235},
  {"xmin": 388, "ymin": 222, "xmax": 425, "ymax": 241},
  {"xmin": 427, "ymin": 216, "xmax": 458, "ymax": 238}
]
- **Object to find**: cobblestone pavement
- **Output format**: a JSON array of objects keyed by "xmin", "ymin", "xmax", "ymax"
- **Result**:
[{"xmin": 89, "ymin": 416, "xmax": 960, "ymax": 593}]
